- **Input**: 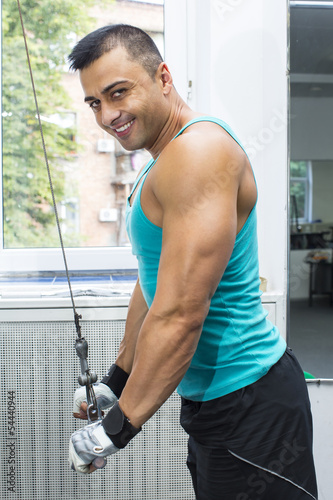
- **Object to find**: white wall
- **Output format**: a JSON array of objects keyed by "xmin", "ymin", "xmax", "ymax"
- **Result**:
[
  {"xmin": 165, "ymin": 0, "xmax": 289, "ymax": 335},
  {"xmin": 290, "ymin": 97, "xmax": 333, "ymax": 225},
  {"xmin": 291, "ymin": 98, "xmax": 333, "ymax": 161},
  {"xmin": 290, "ymin": 98, "xmax": 333, "ymax": 301}
]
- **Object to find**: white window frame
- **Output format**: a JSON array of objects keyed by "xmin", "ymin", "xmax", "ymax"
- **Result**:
[{"xmin": 0, "ymin": 0, "xmax": 188, "ymax": 274}]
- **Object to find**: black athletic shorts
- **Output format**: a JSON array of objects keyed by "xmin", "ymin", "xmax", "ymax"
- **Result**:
[{"xmin": 180, "ymin": 347, "xmax": 318, "ymax": 500}]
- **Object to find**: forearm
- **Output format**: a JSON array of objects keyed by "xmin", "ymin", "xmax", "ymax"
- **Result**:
[{"xmin": 115, "ymin": 279, "xmax": 149, "ymax": 374}]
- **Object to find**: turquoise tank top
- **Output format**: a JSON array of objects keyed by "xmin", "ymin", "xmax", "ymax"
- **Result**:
[{"xmin": 126, "ymin": 116, "xmax": 286, "ymax": 401}]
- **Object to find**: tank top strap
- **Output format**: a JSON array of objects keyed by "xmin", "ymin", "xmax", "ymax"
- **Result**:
[
  {"xmin": 129, "ymin": 157, "xmax": 156, "ymax": 200},
  {"xmin": 171, "ymin": 116, "xmax": 245, "ymax": 154}
]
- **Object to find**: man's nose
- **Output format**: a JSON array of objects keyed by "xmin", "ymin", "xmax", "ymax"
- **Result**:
[{"xmin": 101, "ymin": 104, "xmax": 121, "ymax": 128}]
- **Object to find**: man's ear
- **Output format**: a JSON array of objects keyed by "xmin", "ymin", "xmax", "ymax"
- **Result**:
[{"xmin": 157, "ymin": 62, "xmax": 173, "ymax": 94}]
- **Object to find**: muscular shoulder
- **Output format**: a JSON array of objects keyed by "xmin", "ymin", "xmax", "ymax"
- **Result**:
[
  {"xmin": 153, "ymin": 121, "xmax": 247, "ymax": 210},
  {"xmin": 169, "ymin": 120, "xmax": 245, "ymax": 164}
]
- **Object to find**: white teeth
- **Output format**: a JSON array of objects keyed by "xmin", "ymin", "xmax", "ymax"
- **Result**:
[{"xmin": 116, "ymin": 120, "xmax": 134, "ymax": 133}]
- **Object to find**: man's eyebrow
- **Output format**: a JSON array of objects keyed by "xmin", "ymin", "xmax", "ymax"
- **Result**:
[
  {"xmin": 84, "ymin": 80, "xmax": 129, "ymax": 103},
  {"xmin": 101, "ymin": 80, "xmax": 129, "ymax": 95}
]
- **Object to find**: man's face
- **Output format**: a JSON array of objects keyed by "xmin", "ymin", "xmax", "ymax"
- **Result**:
[{"xmin": 80, "ymin": 46, "xmax": 167, "ymax": 152}]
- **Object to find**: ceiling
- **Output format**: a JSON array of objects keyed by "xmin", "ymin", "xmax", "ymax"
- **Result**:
[{"xmin": 290, "ymin": 4, "xmax": 333, "ymax": 97}]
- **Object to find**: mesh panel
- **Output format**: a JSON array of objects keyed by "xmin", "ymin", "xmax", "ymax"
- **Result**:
[{"xmin": 0, "ymin": 319, "xmax": 194, "ymax": 500}]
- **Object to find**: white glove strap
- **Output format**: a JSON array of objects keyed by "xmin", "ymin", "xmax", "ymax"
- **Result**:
[{"xmin": 92, "ymin": 423, "xmax": 114, "ymax": 453}]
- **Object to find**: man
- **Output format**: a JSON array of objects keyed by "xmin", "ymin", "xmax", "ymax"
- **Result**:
[{"xmin": 68, "ymin": 24, "xmax": 317, "ymax": 499}]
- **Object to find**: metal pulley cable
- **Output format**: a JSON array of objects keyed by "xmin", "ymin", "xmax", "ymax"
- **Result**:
[
  {"xmin": 16, "ymin": 0, "xmax": 81, "ymax": 333},
  {"xmin": 16, "ymin": 0, "xmax": 101, "ymax": 425}
]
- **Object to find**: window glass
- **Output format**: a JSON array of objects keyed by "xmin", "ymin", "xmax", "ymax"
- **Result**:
[
  {"xmin": 1, "ymin": 0, "xmax": 164, "ymax": 251},
  {"xmin": 290, "ymin": 180, "xmax": 306, "ymax": 220},
  {"xmin": 290, "ymin": 160, "xmax": 312, "ymax": 223},
  {"xmin": 290, "ymin": 160, "xmax": 307, "ymax": 179}
]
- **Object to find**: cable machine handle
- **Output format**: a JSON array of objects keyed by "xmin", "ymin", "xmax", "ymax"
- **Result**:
[{"xmin": 75, "ymin": 337, "xmax": 107, "ymax": 470}]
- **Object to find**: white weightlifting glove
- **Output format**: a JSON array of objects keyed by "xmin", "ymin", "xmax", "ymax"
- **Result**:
[
  {"xmin": 69, "ymin": 401, "xmax": 141, "ymax": 474},
  {"xmin": 73, "ymin": 383, "xmax": 117, "ymax": 419},
  {"xmin": 69, "ymin": 420, "xmax": 119, "ymax": 474}
]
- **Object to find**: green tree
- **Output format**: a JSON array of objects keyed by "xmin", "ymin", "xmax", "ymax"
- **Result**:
[{"xmin": 2, "ymin": 0, "xmax": 107, "ymax": 247}]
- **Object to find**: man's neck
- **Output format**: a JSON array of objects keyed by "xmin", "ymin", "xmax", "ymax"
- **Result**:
[{"xmin": 147, "ymin": 99, "xmax": 200, "ymax": 159}]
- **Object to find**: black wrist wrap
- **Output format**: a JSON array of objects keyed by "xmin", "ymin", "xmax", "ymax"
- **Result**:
[
  {"xmin": 102, "ymin": 401, "xmax": 141, "ymax": 449},
  {"xmin": 101, "ymin": 364, "xmax": 129, "ymax": 399}
]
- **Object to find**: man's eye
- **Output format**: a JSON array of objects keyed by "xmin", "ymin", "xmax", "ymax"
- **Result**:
[
  {"xmin": 90, "ymin": 100, "xmax": 101, "ymax": 111},
  {"xmin": 112, "ymin": 88, "xmax": 126, "ymax": 98}
]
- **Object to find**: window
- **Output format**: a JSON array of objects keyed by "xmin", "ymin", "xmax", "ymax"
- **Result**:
[
  {"xmin": 0, "ymin": 0, "xmax": 166, "ymax": 273},
  {"xmin": 290, "ymin": 160, "xmax": 313, "ymax": 227}
]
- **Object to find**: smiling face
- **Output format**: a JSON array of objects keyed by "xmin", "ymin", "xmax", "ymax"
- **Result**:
[{"xmin": 79, "ymin": 46, "xmax": 172, "ymax": 154}]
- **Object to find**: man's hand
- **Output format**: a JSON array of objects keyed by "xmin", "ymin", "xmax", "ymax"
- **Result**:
[
  {"xmin": 69, "ymin": 402, "xmax": 141, "ymax": 474},
  {"xmin": 73, "ymin": 383, "xmax": 117, "ymax": 419},
  {"xmin": 69, "ymin": 421, "xmax": 119, "ymax": 474}
]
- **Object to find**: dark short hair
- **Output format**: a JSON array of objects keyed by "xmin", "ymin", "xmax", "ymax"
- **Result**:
[{"xmin": 68, "ymin": 24, "xmax": 163, "ymax": 79}]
